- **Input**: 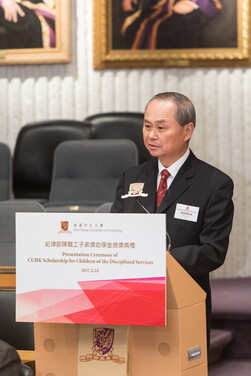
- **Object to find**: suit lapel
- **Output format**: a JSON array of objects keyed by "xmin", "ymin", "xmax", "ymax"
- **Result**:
[
  {"xmin": 156, "ymin": 152, "xmax": 197, "ymax": 213},
  {"xmin": 136, "ymin": 159, "xmax": 158, "ymax": 213}
]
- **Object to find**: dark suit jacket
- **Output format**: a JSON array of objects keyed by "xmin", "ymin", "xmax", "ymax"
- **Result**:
[
  {"xmin": 111, "ymin": 150, "xmax": 234, "ymax": 342},
  {"xmin": 0, "ymin": 339, "xmax": 21, "ymax": 376}
]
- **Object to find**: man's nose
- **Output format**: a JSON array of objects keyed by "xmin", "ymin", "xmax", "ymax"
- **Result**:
[{"xmin": 149, "ymin": 128, "xmax": 157, "ymax": 139}]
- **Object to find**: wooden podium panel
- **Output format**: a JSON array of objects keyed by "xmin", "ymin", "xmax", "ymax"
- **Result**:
[
  {"xmin": 128, "ymin": 253, "xmax": 207, "ymax": 376},
  {"xmin": 128, "ymin": 302, "xmax": 207, "ymax": 376},
  {"xmin": 34, "ymin": 253, "xmax": 208, "ymax": 376},
  {"xmin": 183, "ymin": 363, "xmax": 208, "ymax": 376},
  {"xmin": 35, "ymin": 323, "xmax": 128, "ymax": 376},
  {"xmin": 35, "ymin": 323, "xmax": 80, "ymax": 376}
]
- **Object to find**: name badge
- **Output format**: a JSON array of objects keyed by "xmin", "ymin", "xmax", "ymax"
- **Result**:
[{"xmin": 174, "ymin": 203, "xmax": 199, "ymax": 223}]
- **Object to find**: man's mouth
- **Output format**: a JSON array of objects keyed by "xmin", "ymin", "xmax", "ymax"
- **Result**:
[{"xmin": 148, "ymin": 143, "xmax": 159, "ymax": 149}]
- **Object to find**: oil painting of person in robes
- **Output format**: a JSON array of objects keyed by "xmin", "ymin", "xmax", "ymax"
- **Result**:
[
  {"xmin": 112, "ymin": 0, "xmax": 237, "ymax": 50},
  {"xmin": 0, "ymin": 0, "xmax": 55, "ymax": 49}
]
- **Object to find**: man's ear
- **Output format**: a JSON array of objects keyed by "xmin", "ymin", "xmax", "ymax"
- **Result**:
[{"xmin": 184, "ymin": 122, "xmax": 195, "ymax": 141}]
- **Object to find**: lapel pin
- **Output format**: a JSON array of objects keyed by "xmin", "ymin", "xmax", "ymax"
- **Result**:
[{"xmin": 121, "ymin": 182, "xmax": 148, "ymax": 199}]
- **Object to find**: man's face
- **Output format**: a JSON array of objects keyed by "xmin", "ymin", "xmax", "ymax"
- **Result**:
[{"xmin": 143, "ymin": 99, "xmax": 194, "ymax": 167}]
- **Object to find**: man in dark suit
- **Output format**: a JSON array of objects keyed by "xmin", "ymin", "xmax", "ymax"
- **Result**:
[
  {"xmin": 111, "ymin": 92, "xmax": 234, "ymax": 348},
  {"xmin": 0, "ymin": 339, "xmax": 22, "ymax": 375}
]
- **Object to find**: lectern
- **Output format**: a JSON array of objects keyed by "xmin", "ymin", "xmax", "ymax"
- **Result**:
[{"xmin": 34, "ymin": 252, "xmax": 208, "ymax": 376}]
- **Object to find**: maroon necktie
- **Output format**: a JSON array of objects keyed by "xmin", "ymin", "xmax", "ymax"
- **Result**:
[{"xmin": 156, "ymin": 169, "xmax": 170, "ymax": 208}]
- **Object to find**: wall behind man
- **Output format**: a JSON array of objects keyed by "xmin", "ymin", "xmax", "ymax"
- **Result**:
[{"xmin": 0, "ymin": 1, "xmax": 250, "ymax": 278}]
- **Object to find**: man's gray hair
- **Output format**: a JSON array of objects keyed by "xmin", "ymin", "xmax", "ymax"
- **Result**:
[{"xmin": 145, "ymin": 92, "xmax": 196, "ymax": 127}]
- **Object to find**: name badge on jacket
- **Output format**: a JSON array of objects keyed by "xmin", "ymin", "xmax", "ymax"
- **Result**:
[{"xmin": 174, "ymin": 203, "xmax": 199, "ymax": 222}]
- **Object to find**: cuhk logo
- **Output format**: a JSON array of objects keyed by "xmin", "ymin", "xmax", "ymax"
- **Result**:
[{"xmin": 61, "ymin": 221, "xmax": 69, "ymax": 232}]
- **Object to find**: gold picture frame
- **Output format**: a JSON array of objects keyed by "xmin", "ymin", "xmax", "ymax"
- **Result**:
[
  {"xmin": 0, "ymin": 0, "xmax": 70, "ymax": 65},
  {"xmin": 94, "ymin": 0, "xmax": 250, "ymax": 69}
]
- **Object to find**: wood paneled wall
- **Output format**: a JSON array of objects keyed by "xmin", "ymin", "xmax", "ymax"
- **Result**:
[{"xmin": 0, "ymin": 1, "xmax": 250, "ymax": 278}]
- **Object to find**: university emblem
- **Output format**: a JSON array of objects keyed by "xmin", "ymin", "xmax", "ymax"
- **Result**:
[
  {"xmin": 79, "ymin": 327, "xmax": 125, "ymax": 364},
  {"xmin": 121, "ymin": 182, "xmax": 148, "ymax": 199},
  {"xmin": 93, "ymin": 328, "xmax": 114, "ymax": 355},
  {"xmin": 61, "ymin": 221, "xmax": 69, "ymax": 232}
]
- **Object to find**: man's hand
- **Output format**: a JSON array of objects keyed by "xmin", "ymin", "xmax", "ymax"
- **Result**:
[
  {"xmin": 212, "ymin": 0, "xmax": 222, "ymax": 9},
  {"xmin": 173, "ymin": 0, "xmax": 198, "ymax": 14},
  {"xmin": 2, "ymin": 0, "xmax": 25, "ymax": 23},
  {"xmin": 122, "ymin": 0, "xmax": 139, "ymax": 12}
]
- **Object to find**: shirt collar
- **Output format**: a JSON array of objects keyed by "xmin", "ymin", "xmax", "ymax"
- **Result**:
[{"xmin": 158, "ymin": 148, "xmax": 190, "ymax": 179}]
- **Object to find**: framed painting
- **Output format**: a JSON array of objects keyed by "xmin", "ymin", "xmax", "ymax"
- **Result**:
[
  {"xmin": 94, "ymin": 0, "xmax": 250, "ymax": 69},
  {"xmin": 0, "ymin": 0, "xmax": 70, "ymax": 65}
]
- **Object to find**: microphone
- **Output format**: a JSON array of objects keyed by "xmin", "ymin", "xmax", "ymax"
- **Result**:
[{"xmin": 136, "ymin": 198, "xmax": 172, "ymax": 253}]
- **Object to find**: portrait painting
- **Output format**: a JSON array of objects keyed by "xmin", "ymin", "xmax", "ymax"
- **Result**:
[
  {"xmin": 0, "ymin": 0, "xmax": 70, "ymax": 64},
  {"xmin": 94, "ymin": 0, "xmax": 250, "ymax": 68}
]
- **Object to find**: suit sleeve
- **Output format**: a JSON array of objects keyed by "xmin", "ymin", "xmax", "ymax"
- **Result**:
[
  {"xmin": 171, "ymin": 176, "xmax": 234, "ymax": 276},
  {"xmin": 193, "ymin": 0, "xmax": 219, "ymax": 17}
]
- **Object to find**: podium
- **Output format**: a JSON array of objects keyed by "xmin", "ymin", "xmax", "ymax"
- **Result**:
[{"xmin": 34, "ymin": 252, "xmax": 208, "ymax": 376}]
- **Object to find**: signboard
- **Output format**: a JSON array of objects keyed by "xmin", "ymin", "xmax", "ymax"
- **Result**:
[{"xmin": 16, "ymin": 213, "xmax": 166, "ymax": 326}]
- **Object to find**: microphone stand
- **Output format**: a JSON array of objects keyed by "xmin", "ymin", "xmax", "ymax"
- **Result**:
[{"xmin": 136, "ymin": 198, "xmax": 172, "ymax": 253}]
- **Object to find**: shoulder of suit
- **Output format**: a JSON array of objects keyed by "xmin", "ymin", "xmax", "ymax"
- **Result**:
[{"xmin": 194, "ymin": 155, "xmax": 233, "ymax": 183}]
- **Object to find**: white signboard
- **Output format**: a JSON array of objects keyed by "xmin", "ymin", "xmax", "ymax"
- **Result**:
[{"xmin": 16, "ymin": 213, "xmax": 166, "ymax": 326}]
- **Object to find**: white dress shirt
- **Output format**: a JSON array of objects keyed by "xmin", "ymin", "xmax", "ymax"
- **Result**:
[{"xmin": 157, "ymin": 148, "xmax": 190, "ymax": 189}]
